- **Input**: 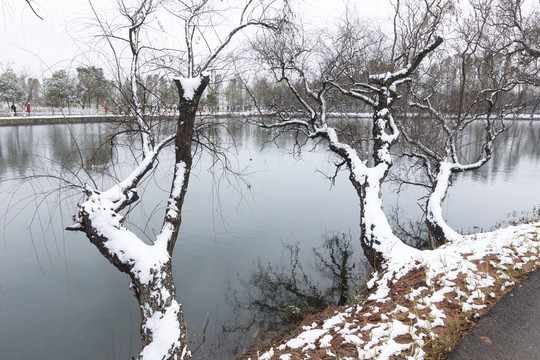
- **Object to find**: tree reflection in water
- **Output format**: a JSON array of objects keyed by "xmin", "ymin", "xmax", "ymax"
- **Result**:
[{"xmin": 227, "ymin": 232, "xmax": 368, "ymax": 344}]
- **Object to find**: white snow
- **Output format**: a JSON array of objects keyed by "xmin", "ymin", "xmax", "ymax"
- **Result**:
[
  {"xmin": 139, "ymin": 301, "xmax": 182, "ymax": 359},
  {"xmin": 319, "ymin": 334, "xmax": 333, "ymax": 348},
  {"xmin": 175, "ymin": 77, "xmax": 202, "ymax": 100},
  {"xmin": 258, "ymin": 348, "xmax": 274, "ymax": 360},
  {"xmin": 323, "ymin": 313, "xmax": 346, "ymax": 329},
  {"xmin": 165, "ymin": 161, "xmax": 187, "ymax": 219},
  {"xmin": 254, "ymin": 221, "xmax": 540, "ymax": 359},
  {"xmin": 343, "ymin": 334, "xmax": 363, "ymax": 346},
  {"xmin": 360, "ymin": 165, "xmax": 422, "ymax": 264},
  {"xmin": 283, "ymin": 329, "xmax": 326, "ymax": 349},
  {"xmin": 81, "ymin": 189, "xmax": 171, "ymax": 284}
]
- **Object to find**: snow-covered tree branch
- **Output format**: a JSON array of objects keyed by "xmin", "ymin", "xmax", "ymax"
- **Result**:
[
  {"xmin": 329, "ymin": 35, "xmax": 444, "ymax": 268},
  {"xmin": 66, "ymin": 0, "xmax": 288, "ymax": 359}
]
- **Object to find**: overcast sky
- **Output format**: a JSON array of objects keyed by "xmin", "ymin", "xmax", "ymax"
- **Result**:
[{"xmin": 1, "ymin": 0, "xmax": 391, "ymax": 78}]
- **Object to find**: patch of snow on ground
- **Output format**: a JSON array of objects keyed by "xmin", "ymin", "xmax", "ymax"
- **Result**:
[
  {"xmin": 250, "ymin": 222, "xmax": 540, "ymax": 360},
  {"xmin": 282, "ymin": 329, "xmax": 327, "ymax": 350}
]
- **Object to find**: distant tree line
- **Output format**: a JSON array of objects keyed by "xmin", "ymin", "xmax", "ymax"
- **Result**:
[
  {"xmin": 3, "ymin": 53, "xmax": 537, "ymax": 115},
  {"xmin": 0, "ymin": 65, "xmax": 284, "ymax": 114},
  {"xmin": 0, "ymin": 66, "xmax": 110, "ymax": 111}
]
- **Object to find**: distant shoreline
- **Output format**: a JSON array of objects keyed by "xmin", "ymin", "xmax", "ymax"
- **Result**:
[
  {"xmin": 0, "ymin": 115, "xmax": 127, "ymax": 127},
  {"xmin": 1, "ymin": 112, "xmax": 539, "ymax": 127},
  {"xmin": 0, "ymin": 113, "xmax": 249, "ymax": 127}
]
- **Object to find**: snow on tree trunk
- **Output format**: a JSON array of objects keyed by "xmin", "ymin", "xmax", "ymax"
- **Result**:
[
  {"xmin": 133, "ymin": 261, "xmax": 190, "ymax": 360},
  {"xmin": 356, "ymin": 165, "xmax": 421, "ymax": 268},
  {"xmin": 72, "ymin": 186, "xmax": 191, "ymax": 360},
  {"xmin": 258, "ymin": 36, "xmax": 442, "ymax": 269},
  {"xmin": 68, "ymin": 74, "xmax": 209, "ymax": 360},
  {"xmin": 426, "ymin": 161, "xmax": 463, "ymax": 247},
  {"xmin": 324, "ymin": 93, "xmax": 421, "ymax": 269},
  {"xmin": 331, "ymin": 37, "xmax": 442, "ymax": 268},
  {"xmin": 352, "ymin": 96, "xmax": 421, "ymax": 268}
]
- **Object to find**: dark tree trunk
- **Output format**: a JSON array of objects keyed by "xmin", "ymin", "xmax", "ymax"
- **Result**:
[
  {"xmin": 167, "ymin": 75, "xmax": 210, "ymax": 255},
  {"xmin": 426, "ymin": 218, "xmax": 448, "ymax": 249}
]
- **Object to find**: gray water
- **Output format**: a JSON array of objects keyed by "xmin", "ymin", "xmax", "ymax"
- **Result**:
[{"xmin": 0, "ymin": 119, "xmax": 538, "ymax": 359}]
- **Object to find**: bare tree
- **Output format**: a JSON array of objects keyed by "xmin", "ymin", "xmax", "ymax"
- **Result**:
[
  {"xmin": 497, "ymin": 0, "xmax": 540, "ymax": 57},
  {"xmin": 401, "ymin": 0, "xmax": 537, "ymax": 247},
  {"xmin": 250, "ymin": 0, "xmax": 449, "ymax": 269},
  {"xmin": 64, "ymin": 0, "xmax": 286, "ymax": 359}
]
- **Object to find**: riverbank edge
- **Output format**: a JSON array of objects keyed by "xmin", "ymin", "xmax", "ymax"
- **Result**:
[
  {"xmin": 0, "ymin": 112, "xmax": 368, "ymax": 127},
  {"xmin": 238, "ymin": 221, "xmax": 540, "ymax": 360},
  {"xmin": 2, "ymin": 112, "xmax": 540, "ymax": 127}
]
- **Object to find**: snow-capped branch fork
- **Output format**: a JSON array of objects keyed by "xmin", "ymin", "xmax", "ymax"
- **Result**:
[{"xmin": 328, "ymin": 36, "xmax": 444, "ymax": 268}]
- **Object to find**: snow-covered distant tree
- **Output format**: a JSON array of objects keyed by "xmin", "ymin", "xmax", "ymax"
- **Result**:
[
  {"xmin": 204, "ymin": 89, "xmax": 218, "ymax": 110},
  {"xmin": 225, "ymin": 78, "xmax": 246, "ymax": 110},
  {"xmin": 64, "ymin": 0, "xmax": 288, "ymax": 359},
  {"xmin": 76, "ymin": 66, "xmax": 111, "ymax": 109},
  {"xmin": 158, "ymin": 76, "xmax": 179, "ymax": 109},
  {"xmin": 251, "ymin": 0, "xmax": 450, "ymax": 269},
  {"xmin": 247, "ymin": 76, "xmax": 297, "ymax": 111},
  {"xmin": 0, "ymin": 69, "xmax": 25, "ymax": 110},
  {"xmin": 43, "ymin": 70, "xmax": 79, "ymax": 108}
]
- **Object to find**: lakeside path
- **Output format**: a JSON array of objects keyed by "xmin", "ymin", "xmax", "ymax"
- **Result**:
[
  {"xmin": 0, "ymin": 114, "xmax": 127, "ymax": 126},
  {"xmin": 447, "ymin": 266, "xmax": 540, "ymax": 360},
  {"xmin": 0, "ymin": 112, "xmax": 264, "ymax": 126},
  {"xmin": 0, "ymin": 112, "xmax": 370, "ymax": 126},
  {"xmin": 0, "ymin": 111, "xmax": 278, "ymax": 126},
  {"xmin": 240, "ymin": 221, "xmax": 540, "ymax": 360}
]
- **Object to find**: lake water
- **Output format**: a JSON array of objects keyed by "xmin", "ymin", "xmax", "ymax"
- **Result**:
[{"xmin": 0, "ymin": 119, "xmax": 538, "ymax": 359}]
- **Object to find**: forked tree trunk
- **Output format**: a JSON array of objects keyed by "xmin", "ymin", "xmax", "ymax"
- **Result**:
[
  {"xmin": 70, "ymin": 75, "xmax": 210, "ymax": 360},
  {"xmin": 75, "ymin": 203, "xmax": 190, "ymax": 359}
]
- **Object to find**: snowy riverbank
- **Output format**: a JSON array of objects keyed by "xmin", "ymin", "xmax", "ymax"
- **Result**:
[{"xmin": 241, "ymin": 221, "xmax": 540, "ymax": 360}]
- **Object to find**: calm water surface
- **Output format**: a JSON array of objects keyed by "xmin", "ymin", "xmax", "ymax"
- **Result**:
[{"xmin": 0, "ymin": 119, "xmax": 538, "ymax": 359}]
